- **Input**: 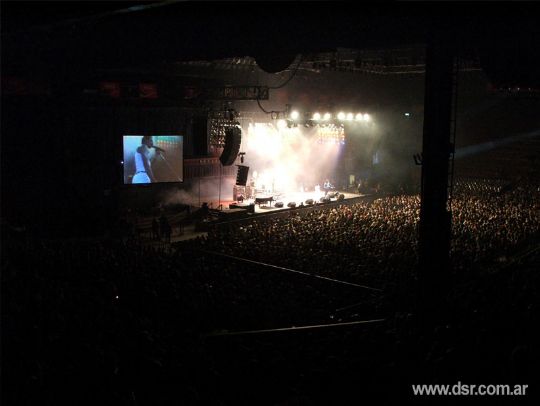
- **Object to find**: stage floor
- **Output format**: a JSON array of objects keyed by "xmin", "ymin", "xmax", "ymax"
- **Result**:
[{"xmin": 221, "ymin": 190, "xmax": 367, "ymax": 215}]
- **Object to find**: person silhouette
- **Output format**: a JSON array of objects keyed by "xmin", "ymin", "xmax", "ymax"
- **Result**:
[
  {"xmin": 152, "ymin": 217, "xmax": 160, "ymax": 240},
  {"xmin": 159, "ymin": 213, "xmax": 170, "ymax": 241}
]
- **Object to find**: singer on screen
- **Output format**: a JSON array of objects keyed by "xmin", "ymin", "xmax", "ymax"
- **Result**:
[{"xmin": 132, "ymin": 136, "xmax": 158, "ymax": 183}]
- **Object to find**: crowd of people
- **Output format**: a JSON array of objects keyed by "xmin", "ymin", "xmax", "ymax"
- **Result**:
[
  {"xmin": 188, "ymin": 181, "xmax": 538, "ymax": 288},
  {"xmin": 451, "ymin": 186, "xmax": 539, "ymax": 268},
  {"xmin": 184, "ymin": 196, "xmax": 419, "ymax": 292},
  {"xmin": 454, "ymin": 177, "xmax": 508, "ymax": 196},
  {"xmin": 2, "ymin": 178, "xmax": 539, "ymax": 404}
]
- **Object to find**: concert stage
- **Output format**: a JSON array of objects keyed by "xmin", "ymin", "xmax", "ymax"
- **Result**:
[
  {"xmin": 135, "ymin": 191, "xmax": 372, "ymax": 244},
  {"xmin": 216, "ymin": 190, "xmax": 369, "ymax": 221}
]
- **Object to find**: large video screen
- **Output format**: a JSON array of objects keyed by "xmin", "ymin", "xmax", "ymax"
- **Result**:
[{"xmin": 123, "ymin": 135, "xmax": 183, "ymax": 184}]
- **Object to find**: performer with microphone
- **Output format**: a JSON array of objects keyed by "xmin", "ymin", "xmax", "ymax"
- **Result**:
[
  {"xmin": 132, "ymin": 136, "xmax": 159, "ymax": 183},
  {"xmin": 323, "ymin": 178, "xmax": 334, "ymax": 195}
]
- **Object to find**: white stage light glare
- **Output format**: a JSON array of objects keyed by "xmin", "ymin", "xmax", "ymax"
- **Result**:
[
  {"xmin": 346, "ymin": 113, "xmax": 354, "ymax": 121},
  {"xmin": 355, "ymin": 113, "xmax": 363, "ymax": 121},
  {"xmin": 277, "ymin": 119, "xmax": 287, "ymax": 129},
  {"xmin": 290, "ymin": 110, "xmax": 300, "ymax": 120},
  {"xmin": 323, "ymin": 112, "xmax": 331, "ymax": 121},
  {"xmin": 337, "ymin": 112, "xmax": 346, "ymax": 120},
  {"xmin": 364, "ymin": 113, "xmax": 370, "ymax": 121},
  {"xmin": 313, "ymin": 112, "xmax": 321, "ymax": 120}
]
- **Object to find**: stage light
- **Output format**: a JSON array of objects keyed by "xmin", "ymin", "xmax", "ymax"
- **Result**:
[
  {"xmin": 323, "ymin": 112, "xmax": 331, "ymax": 121},
  {"xmin": 277, "ymin": 119, "xmax": 287, "ymax": 129},
  {"xmin": 346, "ymin": 113, "xmax": 354, "ymax": 121},
  {"xmin": 404, "ymin": 112, "xmax": 410, "ymax": 117},
  {"xmin": 363, "ymin": 113, "xmax": 370, "ymax": 121},
  {"xmin": 355, "ymin": 113, "xmax": 363, "ymax": 121},
  {"xmin": 290, "ymin": 110, "xmax": 300, "ymax": 120},
  {"xmin": 313, "ymin": 112, "xmax": 321, "ymax": 120},
  {"xmin": 337, "ymin": 112, "xmax": 346, "ymax": 120}
]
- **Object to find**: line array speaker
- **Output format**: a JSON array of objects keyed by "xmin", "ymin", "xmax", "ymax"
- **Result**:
[
  {"xmin": 219, "ymin": 126, "xmax": 242, "ymax": 166},
  {"xmin": 235, "ymin": 165, "xmax": 250, "ymax": 186}
]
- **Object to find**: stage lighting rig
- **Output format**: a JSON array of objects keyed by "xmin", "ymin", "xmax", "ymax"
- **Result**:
[
  {"xmin": 268, "ymin": 109, "xmax": 373, "ymax": 129},
  {"xmin": 207, "ymin": 105, "xmax": 243, "ymax": 147}
]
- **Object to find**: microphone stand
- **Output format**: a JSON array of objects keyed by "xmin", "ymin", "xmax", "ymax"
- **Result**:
[{"xmin": 156, "ymin": 152, "xmax": 182, "ymax": 182}]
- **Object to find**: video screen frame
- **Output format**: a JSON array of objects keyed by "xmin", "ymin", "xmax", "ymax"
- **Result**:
[{"xmin": 122, "ymin": 135, "xmax": 184, "ymax": 185}]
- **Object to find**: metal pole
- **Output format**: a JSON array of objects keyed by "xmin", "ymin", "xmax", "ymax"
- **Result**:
[
  {"xmin": 418, "ymin": 29, "xmax": 455, "ymax": 317},
  {"xmin": 218, "ymin": 164, "xmax": 222, "ymax": 210}
]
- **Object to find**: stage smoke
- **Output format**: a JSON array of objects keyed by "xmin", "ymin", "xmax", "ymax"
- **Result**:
[
  {"xmin": 160, "ymin": 177, "xmax": 236, "ymax": 208},
  {"xmin": 242, "ymin": 122, "xmax": 343, "ymax": 194}
]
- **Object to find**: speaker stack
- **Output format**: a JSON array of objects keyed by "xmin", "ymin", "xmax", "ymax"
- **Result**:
[
  {"xmin": 235, "ymin": 165, "xmax": 250, "ymax": 186},
  {"xmin": 219, "ymin": 126, "xmax": 242, "ymax": 166}
]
